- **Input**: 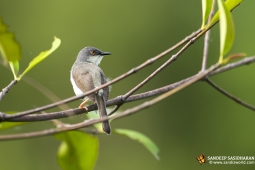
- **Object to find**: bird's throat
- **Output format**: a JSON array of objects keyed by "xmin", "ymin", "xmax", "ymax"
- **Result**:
[{"xmin": 87, "ymin": 56, "xmax": 103, "ymax": 66}]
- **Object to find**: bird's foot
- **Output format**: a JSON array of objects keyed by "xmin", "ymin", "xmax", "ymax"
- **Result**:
[
  {"xmin": 79, "ymin": 99, "xmax": 89, "ymax": 112},
  {"xmin": 79, "ymin": 106, "xmax": 88, "ymax": 112}
]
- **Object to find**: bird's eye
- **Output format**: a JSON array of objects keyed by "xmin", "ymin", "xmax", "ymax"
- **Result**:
[{"xmin": 90, "ymin": 50, "xmax": 96, "ymax": 55}]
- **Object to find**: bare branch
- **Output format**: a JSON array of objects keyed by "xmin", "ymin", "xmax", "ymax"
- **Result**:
[
  {"xmin": 124, "ymin": 56, "xmax": 255, "ymax": 101},
  {"xmin": 206, "ymin": 79, "xmax": 255, "ymax": 111},
  {"xmin": 123, "ymin": 37, "xmax": 196, "ymax": 100},
  {"xmin": 0, "ymin": 63, "xmax": 70, "ymax": 111},
  {"xmin": 209, "ymin": 56, "xmax": 255, "ymax": 76},
  {"xmin": 108, "ymin": 105, "xmax": 121, "ymax": 116},
  {"xmin": 201, "ymin": 0, "xmax": 216, "ymax": 71},
  {"xmin": 122, "ymin": 17, "xmax": 221, "ymax": 101},
  {"xmin": 22, "ymin": 76, "xmax": 70, "ymax": 111},
  {"xmin": 0, "ymin": 80, "xmax": 17, "ymax": 101}
]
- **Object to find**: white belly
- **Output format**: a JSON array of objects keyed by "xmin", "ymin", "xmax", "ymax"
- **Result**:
[{"xmin": 70, "ymin": 69, "xmax": 83, "ymax": 96}]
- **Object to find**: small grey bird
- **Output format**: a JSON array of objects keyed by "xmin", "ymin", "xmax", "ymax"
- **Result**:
[{"xmin": 70, "ymin": 46, "xmax": 111, "ymax": 134}]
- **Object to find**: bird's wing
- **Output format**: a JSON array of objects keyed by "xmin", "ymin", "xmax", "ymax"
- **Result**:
[
  {"xmin": 100, "ymin": 71, "xmax": 109, "ymax": 101},
  {"xmin": 72, "ymin": 63, "xmax": 95, "ymax": 100}
]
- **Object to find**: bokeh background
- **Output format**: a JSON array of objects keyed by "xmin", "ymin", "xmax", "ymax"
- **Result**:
[{"xmin": 0, "ymin": 0, "xmax": 255, "ymax": 170}]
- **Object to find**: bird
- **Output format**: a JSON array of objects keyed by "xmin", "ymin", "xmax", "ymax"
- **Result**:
[{"xmin": 70, "ymin": 46, "xmax": 111, "ymax": 134}]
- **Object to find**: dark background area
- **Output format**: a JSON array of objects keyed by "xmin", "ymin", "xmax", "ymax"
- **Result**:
[{"xmin": 0, "ymin": 0, "xmax": 255, "ymax": 170}]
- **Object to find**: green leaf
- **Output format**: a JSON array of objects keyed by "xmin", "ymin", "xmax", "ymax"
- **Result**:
[
  {"xmin": 201, "ymin": 0, "xmax": 213, "ymax": 29},
  {"xmin": 0, "ymin": 18, "xmax": 21, "ymax": 79},
  {"xmin": 0, "ymin": 18, "xmax": 21, "ymax": 62},
  {"xmin": 0, "ymin": 122, "xmax": 27, "ymax": 131},
  {"xmin": 217, "ymin": 0, "xmax": 235, "ymax": 63},
  {"xmin": 55, "ymin": 131, "xmax": 98, "ymax": 170},
  {"xmin": 18, "ymin": 36, "xmax": 61, "ymax": 80},
  {"xmin": 208, "ymin": 0, "xmax": 242, "ymax": 28},
  {"xmin": 115, "ymin": 129, "xmax": 160, "ymax": 160},
  {"xmin": 0, "ymin": 18, "xmax": 8, "ymax": 33},
  {"xmin": 0, "ymin": 112, "xmax": 27, "ymax": 131},
  {"xmin": 9, "ymin": 60, "xmax": 19, "ymax": 79}
]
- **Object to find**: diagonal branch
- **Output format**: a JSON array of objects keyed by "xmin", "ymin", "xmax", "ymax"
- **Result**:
[
  {"xmin": 201, "ymin": 0, "xmax": 216, "ymax": 71},
  {"xmin": 208, "ymin": 56, "xmax": 255, "ymax": 75},
  {"xmin": 116, "ymin": 16, "xmax": 222, "ymax": 104},
  {"xmin": 121, "ymin": 23, "xmax": 217, "ymax": 102},
  {"xmin": 0, "ymin": 63, "xmax": 70, "ymax": 111},
  {"xmin": 0, "ymin": 80, "xmax": 17, "ymax": 101},
  {"xmin": 22, "ymin": 76, "xmax": 70, "ymax": 111},
  {"xmin": 206, "ymin": 78, "xmax": 255, "ymax": 111},
  {"xmin": 122, "ymin": 37, "xmax": 196, "ymax": 101}
]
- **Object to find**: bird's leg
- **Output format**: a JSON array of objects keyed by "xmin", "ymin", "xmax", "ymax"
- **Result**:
[{"xmin": 79, "ymin": 99, "xmax": 89, "ymax": 111}]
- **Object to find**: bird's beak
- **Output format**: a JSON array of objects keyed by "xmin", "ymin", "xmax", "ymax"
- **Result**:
[{"xmin": 101, "ymin": 52, "xmax": 111, "ymax": 56}]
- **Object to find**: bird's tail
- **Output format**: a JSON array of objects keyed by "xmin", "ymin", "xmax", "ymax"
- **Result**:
[{"xmin": 95, "ymin": 94, "xmax": 111, "ymax": 134}]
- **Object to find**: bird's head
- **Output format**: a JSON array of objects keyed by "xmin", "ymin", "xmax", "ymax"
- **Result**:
[{"xmin": 77, "ymin": 46, "xmax": 111, "ymax": 65}]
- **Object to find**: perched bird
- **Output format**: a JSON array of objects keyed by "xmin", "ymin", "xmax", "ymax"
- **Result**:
[{"xmin": 70, "ymin": 46, "xmax": 111, "ymax": 134}]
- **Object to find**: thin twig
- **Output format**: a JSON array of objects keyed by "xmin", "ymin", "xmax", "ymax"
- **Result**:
[
  {"xmin": 0, "ymin": 80, "xmax": 17, "ymax": 101},
  {"xmin": 3, "ymin": 56, "xmax": 255, "ymax": 122},
  {"xmin": 201, "ymin": 0, "xmax": 216, "ymax": 71},
  {"xmin": 123, "ymin": 37, "xmax": 195, "ymax": 100},
  {"xmin": 122, "ymin": 18, "xmax": 219, "ymax": 101},
  {"xmin": 22, "ymin": 76, "xmax": 70, "ymax": 111},
  {"xmin": 209, "ymin": 56, "xmax": 255, "ymax": 75},
  {"xmin": 0, "ymin": 63, "xmax": 70, "ymax": 111},
  {"xmin": 206, "ymin": 79, "xmax": 255, "ymax": 111},
  {"xmin": 108, "ymin": 105, "xmax": 121, "ymax": 116},
  {"xmin": 1, "ymin": 29, "xmax": 201, "ymax": 120}
]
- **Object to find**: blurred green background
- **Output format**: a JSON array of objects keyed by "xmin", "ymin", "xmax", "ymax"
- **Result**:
[{"xmin": 1, "ymin": 0, "xmax": 255, "ymax": 170}]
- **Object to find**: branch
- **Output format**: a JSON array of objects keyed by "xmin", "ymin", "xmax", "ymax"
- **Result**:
[
  {"xmin": 206, "ymin": 79, "xmax": 255, "ymax": 111},
  {"xmin": 119, "ymin": 20, "xmax": 218, "ymax": 102},
  {"xmin": 201, "ymin": 0, "xmax": 216, "ymax": 71},
  {"xmin": 0, "ymin": 80, "xmax": 17, "ymax": 101},
  {"xmin": 208, "ymin": 56, "xmax": 255, "ymax": 76},
  {"xmin": 22, "ymin": 76, "xmax": 70, "ymax": 111},
  {"xmin": 122, "ymin": 36, "xmax": 196, "ymax": 101},
  {"xmin": 4, "ymin": 56, "xmax": 255, "ymax": 122},
  {"xmin": 0, "ymin": 63, "xmax": 70, "ymax": 111},
  {"xmin": 108, "ymin": 105, "xmax": 121, "ymax": 116}
]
